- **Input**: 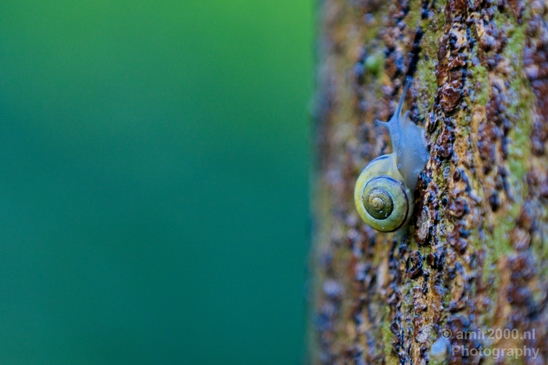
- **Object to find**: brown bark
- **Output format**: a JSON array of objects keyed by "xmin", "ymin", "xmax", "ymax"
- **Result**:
[{"xmin": 310, "ymin": 0, "xmax": 548, "ymax": 364}]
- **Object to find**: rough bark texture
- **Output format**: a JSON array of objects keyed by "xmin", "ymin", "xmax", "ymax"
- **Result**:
[{"xmin": 311, "ymin": 0, "xmax": 548, "ymax": 364}]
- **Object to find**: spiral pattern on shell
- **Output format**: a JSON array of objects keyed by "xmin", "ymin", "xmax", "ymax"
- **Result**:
[
  {"xmin": 354, "ymin": 171, "xmax": 411, "ymax": 232},
  {"xmin": 364, "ymin": 187, "xmax": 394, "ymax": 219}
]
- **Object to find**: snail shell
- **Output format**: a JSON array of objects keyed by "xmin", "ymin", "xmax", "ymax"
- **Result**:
[{"xmin": 354, "ymin": 79, "xmax": 428, "ymax": 232}]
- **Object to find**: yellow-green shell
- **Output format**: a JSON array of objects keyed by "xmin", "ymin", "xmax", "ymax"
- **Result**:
[{"xmin": 354, "ymin": 154, "xmax": 413, "ymax": 232}]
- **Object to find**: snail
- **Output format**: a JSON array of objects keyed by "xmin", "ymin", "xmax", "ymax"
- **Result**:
[{"xmin": 354, "ymin": 78, "xmax": 429, "ymax": 232}]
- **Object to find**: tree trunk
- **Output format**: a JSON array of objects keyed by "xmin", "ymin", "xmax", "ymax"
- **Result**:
[{"xmin": 310, "ymin": 0, "xmax": 548, "ymax": 364}]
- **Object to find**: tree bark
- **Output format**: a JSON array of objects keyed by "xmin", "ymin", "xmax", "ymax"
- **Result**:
[{"xmin": 311, "ymin": 0, "xmax": 548, "ymax": 364}]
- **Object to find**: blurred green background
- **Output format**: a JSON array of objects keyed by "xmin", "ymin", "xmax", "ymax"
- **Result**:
[{"xmin": 0, "ymin": 1, "xmax": 313, "ymax": 364}]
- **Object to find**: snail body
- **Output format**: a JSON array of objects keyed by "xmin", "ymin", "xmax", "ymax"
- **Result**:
[{"xmin": 354, "ymin": 79, "xmax": 428, "ymax": 232}]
